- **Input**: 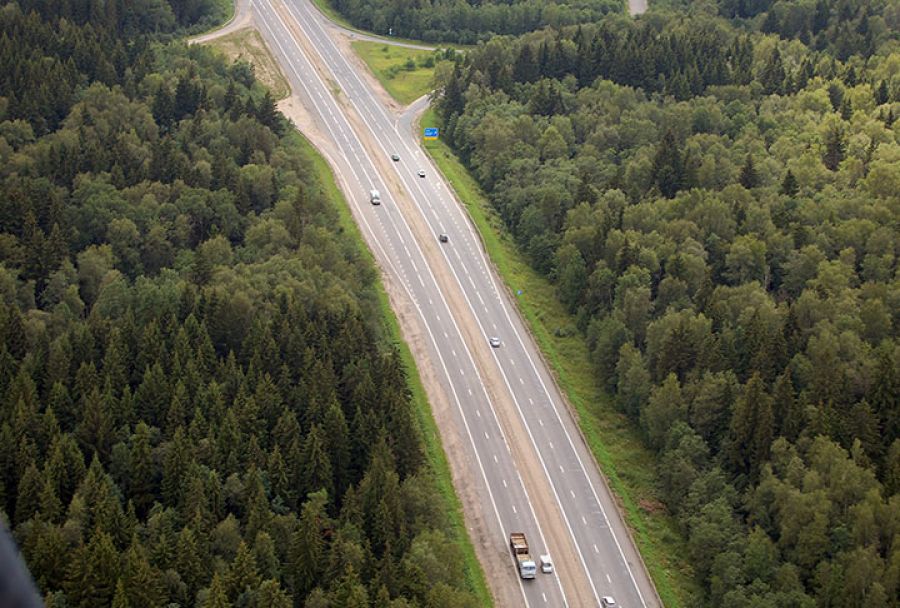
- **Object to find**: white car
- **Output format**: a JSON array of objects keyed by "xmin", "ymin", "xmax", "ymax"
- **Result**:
[
  {"xmin": 417, "ymin": 169, "xmax": 426, "ymax": 177},
  {"xmin": 540, "ymin": 554, "xmax": 553, "ymax": 574},
  {"xmin": 489, "ymin": 336, "xmax": 501, "ymax": 348},
  {"xmin": 601, "ymin": 597, "xmax": 617, "ymax": 608}
]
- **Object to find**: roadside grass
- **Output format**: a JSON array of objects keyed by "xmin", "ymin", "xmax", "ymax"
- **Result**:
[
  {"xmin": 420, "ymin": 108, "xmax": 701, "ymax": 607},
  {"xmin": 291, "ymin": 129, "xmax": 495, "ymax": 607},
  {"xmin": 310, "ymin": 0, "xmax": 359, "ymax": 33},
  {"xmin": 204, "ymin": 28, "xmax": 291, "ymax": 100},
  {"xmin": 351, "ymin": 40, "xmax": 440, "ymax": 105}
]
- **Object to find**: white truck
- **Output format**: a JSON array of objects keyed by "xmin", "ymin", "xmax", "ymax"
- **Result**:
[
  {"xmin": 370, "ymin": 189, "xmax": 381, "ymax": 205},
  {"xmin": 509, "ymin": 532, "xmax": 536, "ymax": 579}
]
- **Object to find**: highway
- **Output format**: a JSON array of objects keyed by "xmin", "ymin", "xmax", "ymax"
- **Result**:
[{"xmin": 251, "ymin": 1, "xmax": 660, "ymax": 605}]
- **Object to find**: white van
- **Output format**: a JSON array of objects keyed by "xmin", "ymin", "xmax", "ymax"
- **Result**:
[
  {"xmin": 370, "ymin": 189, "xmax": 381, "ymax": 205},
  {"xmin": 540, "ymin": 554, "xmax": 553, "ymax": 574}
]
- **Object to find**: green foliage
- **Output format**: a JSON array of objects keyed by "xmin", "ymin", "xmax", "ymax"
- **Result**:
[
  {"xmin": 329, "ymin": 0, "xmax": 623, "ymax": 44},
  {"xmin": 432, "ymin": 4, "xmax": 900, "ymax": 606},
  {"xmin": 0, "ymin": 3, "xmax": 479, "ymax": 606}
]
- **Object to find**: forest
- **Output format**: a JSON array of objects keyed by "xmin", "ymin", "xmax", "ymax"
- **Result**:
[
  {"xmin": 434, "ymin": 1, "xmax": 900, "ymax": 605},
  {"xmin": 329, "ymin": 0, "xmax": 623, "ymax": 44},
  {"xmin": 0, "ymin": 1, "xmax": 480, "ymax": 606}
]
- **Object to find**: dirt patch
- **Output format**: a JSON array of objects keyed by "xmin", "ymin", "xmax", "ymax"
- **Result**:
[
  {"xmin": 639, "ymin": 498, "xmax": 667, "ymax": 515},
  {"xmin": 203, "ymin": 27, "xmax": 291, "ymax": 100}
]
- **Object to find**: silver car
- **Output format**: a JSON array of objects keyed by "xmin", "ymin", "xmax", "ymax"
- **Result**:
[{"xmin": 489, "ymin": 337, "xmax": 501, "ymax": 348}]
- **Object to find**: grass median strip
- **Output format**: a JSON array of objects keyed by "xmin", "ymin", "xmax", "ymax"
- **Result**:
[
  {"xmin": 292, "ymin": 129, "xmax": 495, "ymax": 607},
  {"xmin": 350, "ymin": 40, "xmax": 443, "ymax": 105},
  {"xmin": 420, "ymin": 108, "xmax": 701, "ymax": 607}
]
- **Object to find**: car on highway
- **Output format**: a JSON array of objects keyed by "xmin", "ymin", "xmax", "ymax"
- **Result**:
[
  {"xmin": 489, "ymin": 336, "xmax": 501, "ymax": 348},
  {"xmin": 391, "ymin": 154, "xmax": 400, "ymax": 161},
  {"xmin": 417, "ymin": 169, "xmax": 426, "ymax": 177},
  {"xmin": 540, "ymin": 554, "xmax": 553, "ymax": 574},
  {"xmin": 601, "ymin": 597, "xmax": 618, "ymax": 608},
  {"xmin": 439, "ymin": 233, "xmax": 449, "ymax": 243}
]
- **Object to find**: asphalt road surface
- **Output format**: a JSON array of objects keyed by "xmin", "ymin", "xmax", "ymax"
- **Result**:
[{"xmin": 252, "ymin": 1, "xmax": 660, "ymax": 606}]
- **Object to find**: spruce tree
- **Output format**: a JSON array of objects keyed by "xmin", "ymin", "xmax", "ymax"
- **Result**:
[
  {"xmin": 725, "ymin": 374, "xmax": 774, "ymax": 483},
  {"xmin": 226, "ymin": 541, "xmax": 261, "ymax": 601},
  {"xmin": 772, "ymin": 370, "xmax": 802, "ymax": 441},
  {"xmin": 874, "ymin": 80, "xmax": 889, "ymax": 105},
  {"xmin": 289, "ymin": 490, "xmax": 330, "ymax": 598},
  {"xmin": 651, "ymin": 130, "xmax": 687, "ymax": 198},
  {"xmin": 120, "ymin": 540, "xmax": 163, "ymax": 608},
  {"xmin": 175, "ymin": 527, "xmax": 205, "ymax": 600},
  {"xmin": 202, "ymin": 574, "xmax": 232, "ymax": 608},
  {"xmin": 780, "ymin": 169, "xmax": 799, "ymax": 196},
  {"xmin": 823, "ymin": 124, "xmax": 845, "ymax": 170},
  {"xmin": 739, "ymin": 154, "xmax": 758, "ymax": 189},
  {"xmin": 300, "ymin": 425, "xmax": 334, "ymax": 499}
]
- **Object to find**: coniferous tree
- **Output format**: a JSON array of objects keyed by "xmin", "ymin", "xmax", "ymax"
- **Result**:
[
  {"xmin": 651, "ymin": 130, "xmax": 688, "ymax": 198},
  {"xmin": 513, "ymin": 44, "xmax": 539, "ymax": 83},
  {"xmin": 739, "ymin": 154, "xmax": 758, "ymax": 189},
  {"xmin": 874, "ymin": 80, "xmax": 889, "ymax": 105},
  {"xmin": 175, "ymin": 527, "xmax": 205, "ymax": 600},
  {"xmin": 226, "ymin": 541, "xmax": 261, "ymax": 601},
  {"xmin": 120, "ymin": 540, "xmax": 163, "ymax": 608},
  {"xmin": 289, "ymin": 490, "xmax": 330, "ymax": 598},
  {"xmin": 202, "ymin": 574, "xmax": 232, "ymax": 608},
  {"xmin": 760, "ymin": 47, "xmax": 786, "ymax": 94},
  {"xmin": 823, "ymin": 124, "xmax": 846, "ymax": 170},
  {"xmin": 300, "ymin": 425, "xmax": 334, "ymax": 499},
  {"xmin": 780, "ymin": 169, "xmax": 799, "ymax": 196},
  {"xmin": 772, "ymin": 370, "xmax": 802, "ymax": 441},
  {"xmin": 724, "ymin": 374, "xmax": 774, "ymax": 483}
]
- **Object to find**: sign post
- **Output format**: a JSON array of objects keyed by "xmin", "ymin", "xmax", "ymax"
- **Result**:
[{"xmin": 424, "ymin": 127, "xmax": 439, "ymax": 140}]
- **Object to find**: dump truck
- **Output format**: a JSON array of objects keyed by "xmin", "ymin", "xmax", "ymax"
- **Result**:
[{"xmin": 509, "ymin": 532, "xmax": 536, "ymax": 579}]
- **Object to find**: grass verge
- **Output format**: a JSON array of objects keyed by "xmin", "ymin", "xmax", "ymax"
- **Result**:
[
  {"xmin": 310, "ymin": 0, "xmax": 357, "ymax": 32},
  {"xmin": 350, "ymin": 41, "xmax": 440, "ymax": 105},
  {"xmin": 420, "ymin": 108, "xmax": 701, "ymax": 607},
  {"xmin": 291, "ymin": 129, "xmax": 494, "ymax": 607},
  {"xmin": 203, "ymin": 28, "xmax": 291, "ymax": 100}
]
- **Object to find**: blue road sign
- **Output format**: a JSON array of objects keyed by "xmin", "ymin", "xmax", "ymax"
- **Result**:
[{"xmin": 424, "ymin": 127, "xmax": 439, "ymax": 140}]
